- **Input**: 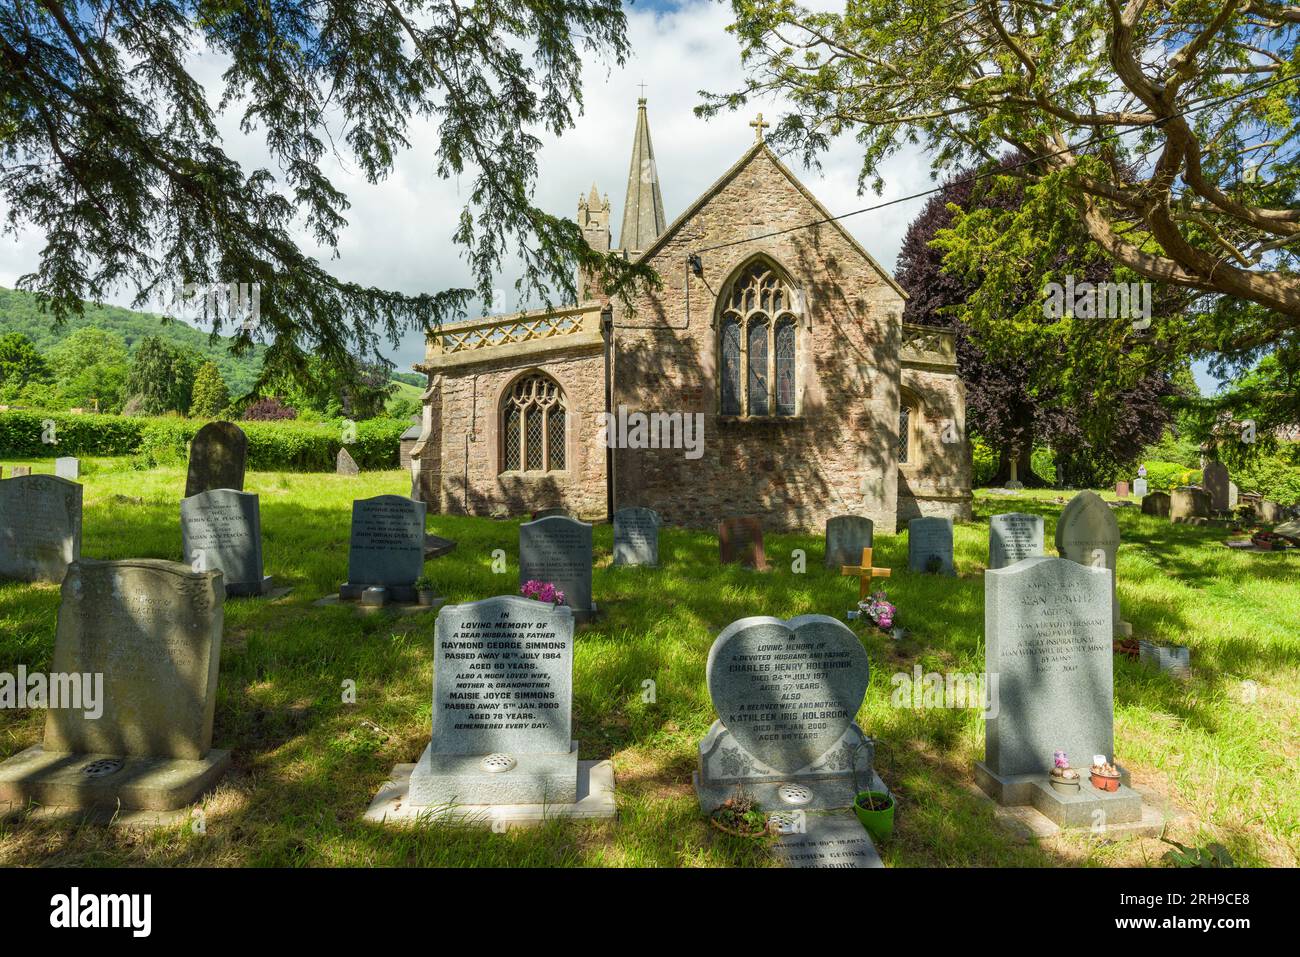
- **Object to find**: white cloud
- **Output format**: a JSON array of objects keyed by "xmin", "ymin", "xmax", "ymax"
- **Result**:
[{"xmin": 0, "ymin": 0, "xmax": 935, "ymax": 374}]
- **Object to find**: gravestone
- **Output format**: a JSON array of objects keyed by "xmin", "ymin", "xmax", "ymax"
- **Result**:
[
  {"xmin": 1227, "ymin": 482, "xmax": 1239, "ymax": 510},
  {"xmin": 907, "ymin": 516, "xmax": 954, "ymax": 575},
  {"xmin": 184, "ymin": 421, "xmax": 247, "ymax": 497},
  {"xmin": 1055, "ymin": 491, "xmax": 1129, "ymax": 637},
  {"xmin": 773, "ymin": 815, "xmax": 884, "ymax": 869},
  {"xmin": 1132, "ymin": 478, "xmax": 1148, "ymax": 498},
  {"xmin": 336, "ymin": 447, "xmax": 360, "ymax": 476},
  {"xmin": 1115, "ymin": 481, "xmax": 1130, "ymax": 499},
  {"xmin": 824, "ymin": 515, "xmax": 874, "ymax": 569},
  {"xmin": 340, "ymin": 495, "xmax": 426, "ymax": 604},
  {"xmin": 719, "ymin": 516, "xmax": 769, "ymax": 571},
  {"xmin": 1141, "ymin": 491, "xmax": 1171, "ymax": 517},
  {"xmin": 0, "ymin": 559, "xmax": 230, "ymax": 810},
  {"xmin": 694, "ymin": 614, "xmax": 886, "ymax": 813},
  {"xmin": 391, "ymin": 595, "xmax": 613, "ymax": 823},
  {"xmin": 519, "ymin": 515, "xmax": 594, "ymax": 620},
  {"xmin": 181, "ymin": 489, "xmax": 272, "ymax": 597},
  {"xmin": 612, "ymin": 506, "xmax": 659, "ymax": 566},
  {"xmin": 988, "ymin": 512, "xmax": 1045, "ymax": 570},
  {"xmin": 1203, "ymin": 461, "xmax": 1230, "ymax": 512},
  {"xmin": 10, "ymin": 466, "xmax": 31, "ymax": 477},
  {"xmin": 974, "ymin": 556, "xmax": 1139, "ymax": 827},
  {"xmin": 54, "ymin": 456, "xmax": 80, "ymax": 480},
  {"xmin": 0, "ymin": 474, "xmax": 82, "ymax": 583},
  {"xmin": 1258, "ymin": 499, "xmax": 1283, "ymax": 523},
  {"xmin": 1170, "ymin": 486, "xmax": 1211, "ymax": 524}
]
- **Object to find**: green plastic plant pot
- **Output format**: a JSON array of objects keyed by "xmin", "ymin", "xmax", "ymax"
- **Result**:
[{"xmin": 853, "ymin": 790, "xmax": 895, "ymax": 842}]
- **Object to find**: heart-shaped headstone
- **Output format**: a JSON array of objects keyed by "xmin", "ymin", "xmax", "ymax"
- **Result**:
[{"xmin": 707, "ymin": 614, "xmax": 870, "ymax": 774}]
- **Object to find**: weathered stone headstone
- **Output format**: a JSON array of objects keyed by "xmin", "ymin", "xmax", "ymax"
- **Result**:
[
  {"xmin": 907, "ymin": 516, "xmax": 954, "ymax": 575},
  {"xmin": 1203, "ymin": 461, "xmax": 1230, "ymax": 512},
  {"xmin": 1170, "ymin": 486, "xmax": 1211, "ymax": 524},
  {"xmin": 10, "ymin": 466, "xmax": 31, "ymax": 477},
  {"xmin": 694, "ymin": 614, "xmax": 885, "ymax": 813},
  {"xmin": 1141, "ymin": 491, "xmax": 1171, "ymax": 517},
  {"xmin": 1227, "ymin": 481, "xmax": 1239, "ymax": 510},
  {"xmin": 974, "ymin": 556, "xmax": 1138, "ymax": 827},
  {"xmin": 1258, "ymin": 499, "xmax": 1283, "ymax": 523},
  {"xmin": 519, "ymin": 515, "xmax": 594, "ymax": 619},
  {"xmin": 825, "ymin": 515, "xmax": 874, "ymax": 569},
  {"xmin": 184, "ymin": 421, "xmax": 247, "ymax": 497},
  {"xmin": 341, "ymin": 495, "xmax": 425, "ymax": 603},
  {"xmin": 0, "ymin": 473, "xmax": 82, "ymax": 583},
  {"xmin": 988, "ymin": 512, "xmax": 1045, "ymax": 570},
  {"xmin": 1055, "ymin": 491, "xmax": 1128, "ymax": 637},
  {"xmin": 719, "ymin": 516, "xmax": 769, "ymax": 571},
  {"xmin": 181, "ymin": 488, "xmax": 272, "ymax": 596},
  {"xmin": 1132, "ymin": 477, "xmax": 1148, "ymax": 498},
  {"xmin": 336, "ymin": 447, "xmax": 360, "ymax": 476},
  {"xmin": 54, "ymin": 456, "xmax": 80, "ymax": 480},
  {"xmin": 612, "ymin": 506, "xmax": 659, "ymax": 566},
  {"xmin": 399, "ymin": 595, "xmax": 612, "ymax": 820},
  {"xmin": 1115, "ymin": 481, "xmax": 1130, "ymax": 499},
  {"xmin": 0, "ymin": 559, "xmax": 230, "ymax": 810}
]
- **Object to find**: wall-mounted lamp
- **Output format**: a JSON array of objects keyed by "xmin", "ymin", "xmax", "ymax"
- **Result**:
[{"xmin": 688, "ymin": 254, "xmax": 703, "ymax": 277}]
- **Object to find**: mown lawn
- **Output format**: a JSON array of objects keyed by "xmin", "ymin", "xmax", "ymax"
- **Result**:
[{"xmin": 0, "ymin": 459, "xmax": 1296, "ymax": 866}]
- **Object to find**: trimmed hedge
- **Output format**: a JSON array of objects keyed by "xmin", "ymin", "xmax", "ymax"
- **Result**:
[
  {"xmin": 1139, "ymin": 460, "xmax": 1202, "ymax": 492},
  {"xmin": 0, "ymin": 410, "xmax": 409, "ymax": 471}
]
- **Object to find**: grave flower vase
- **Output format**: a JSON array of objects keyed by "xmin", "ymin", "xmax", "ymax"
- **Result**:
[{"xmin": 853, "ymin": 790, "xmax": 894, "ymax": 842}]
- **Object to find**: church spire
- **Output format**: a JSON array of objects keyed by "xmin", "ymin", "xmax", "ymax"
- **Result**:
[{"xmin": 618, "ymin": 97, "xmax": 667, "ymax": 252}]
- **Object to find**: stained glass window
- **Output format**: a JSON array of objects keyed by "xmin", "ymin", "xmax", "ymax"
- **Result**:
[
  {"xmin": 775, "ymin": 320, "xmax": 796, "ymax": 415},
  {"xmin": 721, "ymin": 318, "xmax": 741, "ymax": 415},
  {"xmin": 719, "ymin": 261, "xmax": 799, "ymax": 416},
  {"xmin": 748, "ymin": 318, "xmax": 769, "ymax": 416}
]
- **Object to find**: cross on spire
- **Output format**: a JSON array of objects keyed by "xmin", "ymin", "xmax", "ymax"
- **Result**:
[
  {"xmin": 750, "ymin": 112, "xmax": 770, "ymax": 143},
  {"xmin": 637, "ymin": 81, "xmax": 647, "ymax": 99},
  {"xmin": 841, "ymin": 547, "xmax": 891, "ymax": 599}
]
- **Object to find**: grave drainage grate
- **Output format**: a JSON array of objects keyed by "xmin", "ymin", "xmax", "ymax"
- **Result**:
[
  {"xmin": 480, "ymin": 753, "xmax": 517, "ymax": 774},
  {"xmin": 82, "ymin": 758, "xmax": 125, "ymax": 778},
  {"xmin": 777, "ymin": 783, "xmax": 813, "ymax": 806}
]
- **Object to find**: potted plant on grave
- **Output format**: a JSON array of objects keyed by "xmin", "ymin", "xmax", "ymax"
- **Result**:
[
  {"xmin": 415, "ymin": 575, "xmax": 437, "ymax": 607},
  {"xmin": 850, "ymin": 740, "xmax": 895, "ymax": 842},
  {"xmin": 709, "ymin": 786, "xmax": 778, "ymax": 839},
  {"xmin": 1049, "ymin": 749, "xmax": 1081, "ymax": 795},
  {"xmin": 520, "ymin": 579, "xmax": 567, "ymax": 605},
  {"xmin": 1090, "ymin": 755, "xmax": 1122, "ymax": 792}
]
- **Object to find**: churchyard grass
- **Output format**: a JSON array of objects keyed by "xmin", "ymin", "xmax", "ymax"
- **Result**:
[{"xmin": 1, "ymin": 465, "xmax": 1296, "ymax": 866}]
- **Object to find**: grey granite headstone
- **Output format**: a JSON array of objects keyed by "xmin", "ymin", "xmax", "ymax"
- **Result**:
[
  {"xmin": 519, "ymin": 515, "xmax": 593, "ymax": 618},
  {"xmin": 0, "ymin": 473, "xmax": 82, "ymax": 583},
  {"xmin": 185, "ymin": 421, "xmax": 247, "ymax": 497},
  {"xmin": 988, "ymin": 512, "xmax": 1045, "ymax": 570},
  {"xmin": 694, "ymin": 614, "xmax": 884, "ymax": 813},
  {"xmin": 1132, "ymin": 478, "xmax": 1148, "ymax": 498},
  {"xmin": 336, "ymin": 447, "xmax": 360, "ymax": 476},
  {"xmin": 0, "ymin": 558, "xmax": 231, "ymax": 810},
  {"xmin": 981, "ymin": 555, "xmax": 1114, "ymax": 778},
  {"xmin": 181, "ymin": 488, "xmax": 269, "ymax": 596},
  {"xmin": 1141, "ymin": 491, "xmax": 1171, "ymax": 517},
  {"xmin": 54, "ymin": 457, "xmax": 80, "ymax": 480},
  {"xmin": 1055, "ymin": 491, "xmax": 1128, "ymax": 637},
  {"xmin": 613, "ymin": 507, "xmax": 659, "ymax": 566},
  {"xmin": 825, "ymin": 515, "xmax": 874, "ymax": 569},
  {"xmin": 1203, "ymin": 461, "xmax": 1230, "ymax": 512},
  {"xmin": 774, "ymin": 815, "xmax": 885, "ymax": 868},
  {"xmin": 907, "ymin": 516, "xmax": 954, "ymax": 575},
  {"xmin": 344, "ymin": 495, "xmax": 425, "ymax": 594},
  {"xmin": 409, "ymin": 595, "xmax": 577, "ymax": 806}
]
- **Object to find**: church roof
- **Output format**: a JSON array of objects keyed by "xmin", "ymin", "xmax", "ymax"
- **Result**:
[
  {"xmin": 632, "ymin": 138, "xmax": 908, "ymax": 300},
  {"xmin": 618, "ymin": 98, "xmax": 667, "ymax": 251}
]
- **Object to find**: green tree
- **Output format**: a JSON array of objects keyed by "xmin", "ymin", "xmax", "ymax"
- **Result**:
[
  {"xmin": 0, "ymin": 332, "xmax": 51, "ymax": 398},
  {"xmin": 127, "ymin": 336, "xmax": 199, "ymax": 415},
  {"xmin": 0, "ymin": 1, "xmax": 655, "ymax": 390},
  {"xmin": 189, "ymin": 361, "xmax": 230, "ymax": 418},
  {"xmin": 705, "ymin": 0, "xmax": 1300, "ymax": 337},
  {"xmin": 47, "ymin": 326, "xmax": 130, "ymax": 412}
]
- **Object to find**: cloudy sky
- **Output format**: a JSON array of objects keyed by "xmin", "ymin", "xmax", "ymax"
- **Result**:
[{"xmin": 0, "ymin": 0, "xmax": 1219, "ymax": 391}]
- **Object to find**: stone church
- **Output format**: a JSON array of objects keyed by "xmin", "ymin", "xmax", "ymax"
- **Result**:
[{"xmin": 410, "ymin": 99, "xmax": 970, "ymax": 534}]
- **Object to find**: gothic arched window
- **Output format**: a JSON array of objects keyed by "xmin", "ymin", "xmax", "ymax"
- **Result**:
[
  {"xmin": 718, "ymin": 261, "xmax": 800, "ymax": 417},
  {"xmin": 898, "ymin": 389, "xmax": 921, "ymax": 466},
  {"xmin": 502, "ymin": 373, "xmax": 566, "ymax": 473}
]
